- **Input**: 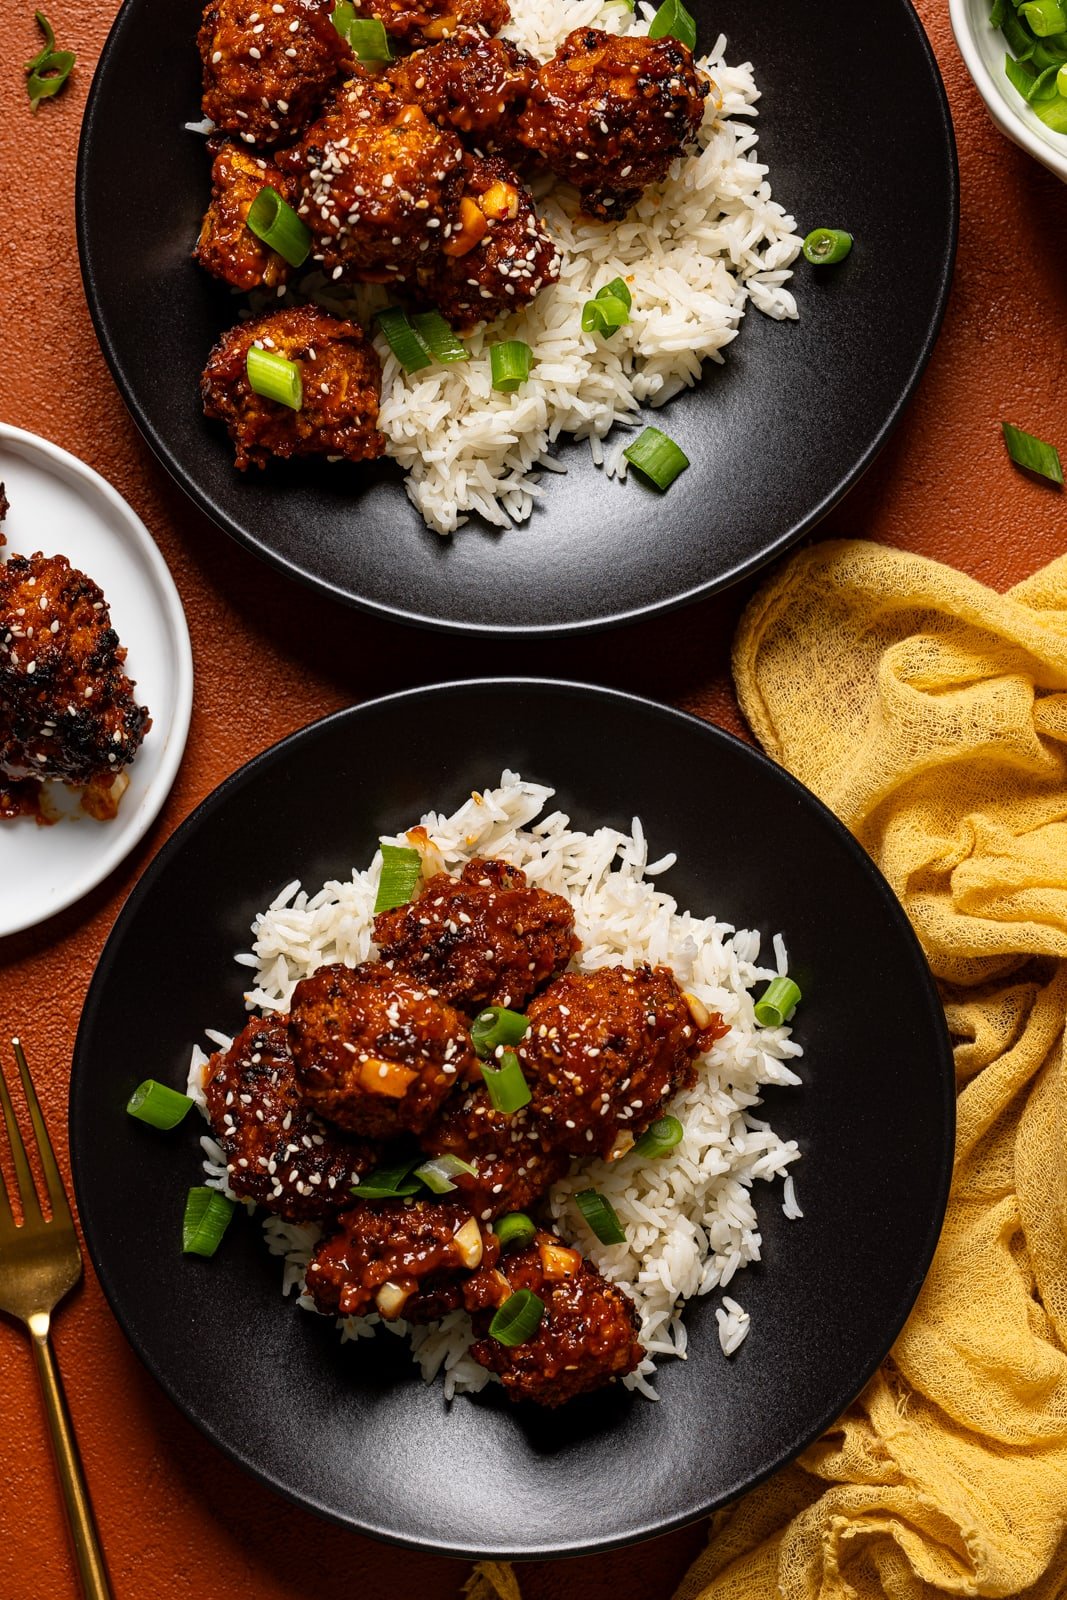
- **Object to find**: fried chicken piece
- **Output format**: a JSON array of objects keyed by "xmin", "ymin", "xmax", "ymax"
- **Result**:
[
  {"xmin": 202, "ymin": 1015, "xmax": 376, "ymax": 1222},
  {"xmin": 195, "ymin": 143, "xmax": 296, "ymax": 291},
  {"xmin": 415, "ymin": 151, "xmax": 560, "ymax": 329},
  {"xmin": 465, "ymin": 1229, "xmax": 643, "ymax": 1405},
  {"xmin": 518, "ymin": 964, "xmax": 725, "ymax": 1158},
  {"xmin": 288, "ymin": 961, "xmax": 476, "ymax": 1138},
  {"xmin": 277, "ymin": 73, "xmax": 465, "ymax": 281},
  {"xmin": 419, "ymin": 1080, "xmax": 569, "ymax": 1220},
  {"xmin": 304, "ymin": 1197, "xmax": 497, "ymax": 1320},
  {"xmin": 374, "ymin": 857, "xmax": 579, "ymax": 1013},
  {"xmin": 350, "ymin": 0, "xmax": 508, "ymax": 45},
  {"xmin": 201, "ymin": 305, "xmax": 385, "ymax": 469},
  {"xmin": 518, "ymin": 28, "xmax": 707, "ymax": 220},
  {"xmin": 0, "ymin": 553, "xmax": 150, "ymax": 807},
  {"xmin": 386, "ymin": 31, "xmax": 535, "ymax": 162},
  {"xmin": 199, "ymin": 0, "xmax": 352, "ymax": 146}
]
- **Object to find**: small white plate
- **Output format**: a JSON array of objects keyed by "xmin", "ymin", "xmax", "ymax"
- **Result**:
[{"xmin": 0, "ymin": 423, "xmax": 193, "ymax": 938}]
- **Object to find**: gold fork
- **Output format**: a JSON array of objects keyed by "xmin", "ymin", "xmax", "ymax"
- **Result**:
[{"xmin": 0, "ymin": 1039, "xmax": 112, "ymax": 1600}]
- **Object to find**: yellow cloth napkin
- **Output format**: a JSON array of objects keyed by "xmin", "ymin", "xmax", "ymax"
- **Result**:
[{"xmin": 470, "ymin": 538, "xmax": 1067, "ymax": 1600}]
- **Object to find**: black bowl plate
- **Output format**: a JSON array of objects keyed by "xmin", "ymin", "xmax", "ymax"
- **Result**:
[
  {"xmin": 70, "ymin": 681, "xmax": 953, "ymax": 1557},
  {"xmin": 76, "ymin": 1, "xmax": 957, "ymax": 635}
]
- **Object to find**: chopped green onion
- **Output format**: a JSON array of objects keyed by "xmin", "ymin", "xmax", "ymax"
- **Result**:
[
  {"xmin": 1030, "ymin": 35, "xmax": 1067, "ymax": 68},
  {"xmin": 1005, "ymin": 50, "xmax": 1038, "ymax": 94},
  {"xmin": 1001, "ymin": 421, "xmax": 1064, "ymax": 484},
  {"xmin": 633, "ymin": 1115, "xmax": 684, "ymax": 1159},
  {"xmin": 490, "ymin": 340, "xmax": 533, "ymax": 392},
  {"xmin": 480, "ymin": 1049, "xmax": 531, "ymax": 1114},
  {"xmin": 1035, "ymin": 92, "xmax": 1067, "ymax": 126},
  {"xmin": 246, "ymin": 186, "xmax": 312, "ymax": 268},
  {"xmin": 331, "ymin": 0, "xmax": 356, "ymax": 37},
  {"xmin": 353, "ymin": 1156, "xmax": 424, "ymax": 1200},
  {"xmin": 25, "ymin": 11, "xmax": 73, "ymax": 111},
  {"xmin": 623, "ymin": 426, "xmax": 689, "ymax": 490},
  {"xmin": 488, "ymin": 1288, "xmax": 545, "ymax": 1346},
  {"xmin": 1057, "ymin": 61, "xmax": 1067, "ymax": 91},
  {"xmin": 411, "ymin": 311, "xmax": 468, "ymax": 364},
  {"xmin": 754, "ymin": 976, "xmax": 802, "ymax": 1028},
  {"xmin": 182, "ymin": 1187, "xmax": 236, "ymax": 1257},
  {"xmin": 373, "ymin": 842, "xmax": 423, "ymax": 913},
  {"xmin": 471, "ymin": 1006, "xmax": 530, "ymax": 1058},
  {"xmin": 493, "ymin": 1212, "xmax": 536, "ymax": 1251},
  {"xmin": 126, "ymin": 1079, "xmax": 194, "ymax": 1130},
  {"xmin": 581, "ymin": 276, "xmax": 632, "ymax": 338},
  {"xmin": 347, "ymin": 15, "xmax": 393, "ymax": 59},
  {"xmin": 25, "ymin": 7, "xmax": 54, "ymax": 68},
  {"xmin": 648, "ymin": 0, "xmax": 697, "ymax": 51},
  {"xmin": 801, "ymin": 227, "xmax": 853, "ymax": 265},
  {"xmin": 375, "ymin": 307, "xmax": 432, "ymax": 373},
  {"xmin": 574, "ymin": 1188, "xmax": 626, "ymax": 1246},
  {"xmin": 1021, "ymin": 0, "xmax": 1066, "ymax": 35},
  {"xmin": 600, "ymin": 275, "xmax": 632, "ymax": 311},
  {"xmin": 990, "ymin": 0, "xmax": 1007, "ymax": 25},
  {"xmin": 246, "ymin": 346, "xmax": 303, "ymax": 410},
  {"xmin": 414, "ymin": 1154, "xmax": 478, "ymax": 1194}
]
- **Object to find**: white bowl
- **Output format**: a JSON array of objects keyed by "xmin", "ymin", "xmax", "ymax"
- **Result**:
[{"xmin": 950, "ymin": 0, "xmax": 1067, "ymax": 180}]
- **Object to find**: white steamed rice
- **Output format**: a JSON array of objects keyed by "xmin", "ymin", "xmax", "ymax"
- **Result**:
[{"xmin": 188, "ymin": 771, "xmax": 803, "ymax": 1401}]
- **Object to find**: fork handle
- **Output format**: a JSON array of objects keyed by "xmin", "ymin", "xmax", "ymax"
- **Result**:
[{"xmin": 30, "ymin": 1321, "xmax": 113, "ymax": 1600}]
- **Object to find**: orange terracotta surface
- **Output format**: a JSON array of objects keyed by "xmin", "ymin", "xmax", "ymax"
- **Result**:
[{"xmin": 2, "ymin": 0, "xmax": 1067, "ymax": 1595}]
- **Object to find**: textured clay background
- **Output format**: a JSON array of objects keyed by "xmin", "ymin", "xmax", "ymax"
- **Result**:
[{"xmin": 2, "ymin": 2, "xmax": 1067, "ymax": 1596}]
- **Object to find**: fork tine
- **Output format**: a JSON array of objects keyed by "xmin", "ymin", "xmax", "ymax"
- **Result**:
[
  {"xmin": 13, "ymin": 1040, "xmax": 72, "ymax": 1228},
  {"xmin": 0, "ymin": 1047, "xmax": 44, "ymax": 1225}
]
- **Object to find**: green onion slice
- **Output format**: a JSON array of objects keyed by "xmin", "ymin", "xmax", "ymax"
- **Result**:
[
  {"xmin": 25, "ymin": 8, "xmax": 55, "ymax": 69},
  {"xmin": 754, "ymin": 976, "xmax": 802, "ymax": 1028},
  {"xmin": 490, "ymin": 340, "xmax": 533, "ymax": 392},
  {"xmin": 331, "ymin": 1, "xmax": 394, "ymax": 58},
  {"xmin": 623, "ymin": 426, "xmax": 689, "ymax": 490},
  {"xmin": 182, "ymin": 1187, "xmax": 236, "ymax": 1257},
  {"xmin": 471, "ymin": 1006, "xmax": 530, "ymax": 1059},
  {"xmin": 648, "ymin": 0, "xmax": 697, "ymax": 51},
  {"xmin": 414, "ymin": 1154, "xmax": 478, "ymax": 1194},
  {"xmin": 1005, "ymin": 51, "xmax": 1038, "ymax": 95},
  {"xmin": 126, "ymin": 1079, "xmax": 194, "ymax": 1130},
  {"xmin": 574, "ymin": 1188, "xmax": 626, "ymax": 1246},
  {"xmin": 479, "ymin": 1049, "xmax": 531, "ymax": 1114},
  {"xmin": 1057, "ymin": 61, "xmax": 1067, "ymax": 92},
  {"xmin": 1001, "ymin": 421, "xmax": 1064, "ymax": 484},
  {"xmin": 1002, "ymin": 9, "xmax": 1037, "ymax": 60},
  {"xmin": 26, "ymin": 46, "xmax": 74, "ymax": 110},
  {"xmin": 633, "ymin": 1114, "xmax": 684, "ymax": 1159},
  {"xmin": 411, "ymin": 311, "xmax": 469, "ymax": 364},
  {"xmin": 246, "ymin": 186, "xmax": 312, "ymax": 268},
  {"xmin": 990, "ymin": 0, "xmax": 1007, "ymax": 26},
  {"xmin": 801, "ymin": 227, "xmax": 853, "ymax": 266},
  {"xmin": 331, "ymin": 0, "xmax": 356, "ymax": 38},
  {"xmin": 353, "ymin": 1155, "xmax": 424, "ymax": 1200},
  {"xmin": 1035, "ymin": 92, "xmax": 1067, "ymax": 127},
  {"xmin": 581, "ymin": 276, "xmax": 632, "ymax": 337},
  {"xmin": 1021, "ymin": 0, "xmax": 1066, "ymax": 37},
  {"xmin": 488, "ymin": 1288, "xmax": 545, "ymax": 1346},
  {"xmin": 373, "ymin": 842, "xmax": 423, "ymax": 913},
  {"xmin": 374, "ymin": 307, "xmax": 432, "ymax": 373},
  {"xmin": 246, "ymin": 346, "xmax": 303, "ymax": 410},
  {"xmin": 493, "ymin": 1212, "xmax": 536, "ymax": 1251},
  {"xmin": 1026, "ymin": 61, "xmax": 1063, "ymax": 99}
]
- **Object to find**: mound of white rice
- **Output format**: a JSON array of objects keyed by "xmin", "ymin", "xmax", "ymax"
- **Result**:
[{"xmin": 188, "ymin": 772, "xmax": 803, "ymax": 1401}]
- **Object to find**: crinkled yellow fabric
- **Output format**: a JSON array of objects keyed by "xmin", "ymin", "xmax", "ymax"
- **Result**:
[{"xmin": 469, "ymin": 540, "xmax": 1067, "ymax": 1600}]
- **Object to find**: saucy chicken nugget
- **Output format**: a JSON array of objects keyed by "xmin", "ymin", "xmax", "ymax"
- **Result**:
[
  {"xmin": 201, "ymin": 305, "xmax": 385, "ymax": 469},
  {"xmin": 386, "ymin": 30, "xmax": 536, "ymax": 161},
  {"xmin": 350, "ymin": 0, "xmax": 508, "ymax": 45},
  {"xmin": 373, "ymin": 856, "xmax": 579, "ymax": 1013},
  {"xmin": 518, "ymin": 964, "xmax": 726, "ymax": 1158},
  {"xmin": 419, "ymin": 1081, "xmax": 569, "ymax": 1220},
  {"xmin": 199, "ymin": 0, "xmax": 352, "ymax": 146},
  {"xmin": 518, "ymin": 28, "xmax": 707, "ymax": 220},
  {"xmin": 466, "ymin": 1230, "xmax": 643, "ymax": 1405},
  {"xmin": 304, "ymin": 1197, "xmax": 495, "ymax": 1319},
  {"xmin": 202, "ymin": 1015, "xmax": 375, "ymax": 1222},
  {"xmin": 195, "ymin": 143, "xmax": 296, "ymax": 291},
  {"xmin": 288, "ymin": 961, "xmax": 476, "ymax": 1138}
]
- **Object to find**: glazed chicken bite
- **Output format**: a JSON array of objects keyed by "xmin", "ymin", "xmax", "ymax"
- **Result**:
[
  {"xmin": 386, "ymin": 31, "xmax": 536, "ymax": 163},
  {"xmin": 195, "ymin": 143, "xmax": 297, "ymax": 291},
  {"xmin": 199, "ymin": 0, "xmax": 352, "ymax": 146},
  {"xmin": 349, "ymin": 0, "xmax": 508, "ymax": 45},
  {"xmin": 202, "ymin": 1015, "xmax": 375, "ymax": 1222},
  {"xmin": 518, "ymin": 964, "xmax": 725, "ymax": 1158},
  {"xmin": 287, "ymin": 961, "xmax": 476, "ymax": 1138},
  {"xmin": 519, "ymin": 28, "xmax": 707, "ymax": 220},
  {"xmin": 373, "ymin": 856, "xmax": 579, "ymax": 1013},
  {"xmin": 201, "ymin": 305, "xmax": 385, "ymax": 469},
  {"xmin": 305, "ymin": 1197, "xmax": 495, "ymax": 1320},
  {"xmin": 419, "ymin": 1081, "xmax": 569, "ymax": 1220}
]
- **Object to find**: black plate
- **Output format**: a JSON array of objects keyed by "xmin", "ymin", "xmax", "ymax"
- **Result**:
[
  {"xmin": 76, "ymin": 1, "xmax": 957, "ymax": 636},
  {"xmin": 70, "ymin": 681, "xmax": 953, "ymax": 1557}
]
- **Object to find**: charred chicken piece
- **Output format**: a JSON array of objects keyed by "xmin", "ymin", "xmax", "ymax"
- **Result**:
[
  {"xmin": 202, "ymin": 1015, "xmax": 375, "ymax": 1222},
  {"xmin": 304, "ymin": 1197, "xmax": 496, "ymax": 1320},
  {"xmin": 386, "ymin": 30, "xmax": 536, "ymax": 162},
  {"xmin": 288, "ymin": 961, "xmax": 476, "ymax": 1139},
  {"xmin": 373, "ymin": 856, "xmax": 579, "ymax": 1013},
  {"xmin": 419, "ymin": 1081, "xmax": 569, "ymax": 1221},
  {"xmin": 195, "ymin": 143, "xmax": 297, "ymax": 291},
  {"xmin": 416, "ymin": 151, "xmax": 560, "ymax": 330},
  {"xmin": 465, "ymin": 1230, "xmax": 643, "ymax": 1405},
  {"xmin": 198, "ymin": 0, "xmax": 352, "ymax": 146},
  {"xmin": 518, "ymin": 964, "xmax": 725, "ymax": 1158},
  {"xmin": 201, "ymin": 305, "xmax": 385, "ymax": 470},
  {"xmin": 349, "ymin": 0, "xmax": 508, "ymax": 45},
  {"xmin": 518, "ymin": 28, "xmax": 707, "ymax": 220}
]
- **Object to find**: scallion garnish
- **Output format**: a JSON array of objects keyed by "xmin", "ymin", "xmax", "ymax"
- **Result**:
[
  {"xmin": 489, "ymin": 1288, "xmax": 545, "ymax": 1346},
  {"xmin": 581, "ymin": 276, "xmax": 632, "ymax": 338},
  {"xmin": 246, "ymin": 346, "xmax": 303, "ymax": 410},
  {"xmin": 352, "ymin": 1155, "xmax": 424, "ymax": 1200},
  {"xmin": 493, "ymin": 1212, "xmax": 536, "ymax": 1251},
  {"xmin": 623, "ymin": 426, "xmax": 689, "ymax": 490},
  {"xmin": 373, "ymin": 842, "xmax": 423, "ymax": 913},
  {"xmin": 246, "ymin": 186, "xmax": 312, "ymax": 268},
  {"xmin": 801, "ymin": 227, "xmax": 853, "ymax": 266},
  {"xmin": 331, "ymin": 0, "xmax": 393, "ymax": 58},
  {"xmin": 182, "ymin": 1187, "xmax": 236, "ymax": 1256},
  {"xmin": 633, "ymin": 1115, "xmax": 684, "ymax": 1159},
  {"xmin": 414, "ymin": 1154, "xmax": 478, "ymax": 1194},
  {"xmin": 471, "ymin": 1006, "xmax": 530, "ymax": 1058},
  {"xmin": 753, "ymin": 976, "xmax": 802, "ymax": 1028},
  {"xmin": 574, "ymin": 1188, "xmax": 626, "ymax": 1246},
  {"xmin": 647, "ymin": 0, "xmax": 697, "ymax": 51},
  {"xmin": 126, "ymin": 1079, "xmax": 194, "ymax": 1130},
  {"xmin": 1020, "ymin": 0, "xmax": 1066, "ymax": 36},
  {"xmin": 1001, "ymin": 421, "xmax": 1064, "ymax": 484},
  {"xmin": 375, "ymin": 307, "xmax": 432, "ymax": 373},
  {"xmin": 479, "ymin": 1048, "xmax": 531, "ymax": 1114},
  {"xmin": 993, "ymin": 0, "xmax": 1067, "ymax": 117},
  {"xmin": 490, "ymin": 340, "xmax": 533, "ymax": 392},
  {"xmin": 25, "ymin": 11, "xmax": 74, "ymax": 112},
  {"xmin": 411, "ymin": 311, "xmax": 468, "ymax": 364}
]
